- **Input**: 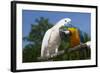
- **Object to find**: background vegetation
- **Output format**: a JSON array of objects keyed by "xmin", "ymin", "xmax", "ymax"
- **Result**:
[{"xmin": 23, "ymin": 17, "xmax": 91, "ymax": 63}]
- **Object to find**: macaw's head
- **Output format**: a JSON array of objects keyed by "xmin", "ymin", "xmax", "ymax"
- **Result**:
[
  {"xmin": 59, "ymin": 27, "xmax": 71, "ymax": 42},
  {"xmin": 59, "ymin": 28, "xmax": 71, "ymax": 39}
]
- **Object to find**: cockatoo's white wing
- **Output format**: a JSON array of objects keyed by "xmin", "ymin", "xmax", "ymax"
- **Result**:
[{"xmin": 41, "ymin": 29, "xmax": 52, "ymax": 56}]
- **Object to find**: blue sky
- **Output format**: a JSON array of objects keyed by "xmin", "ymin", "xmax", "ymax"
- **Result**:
[{"xmin": 22, "ymin": 10, "xmax": 91, "ymax": 48}]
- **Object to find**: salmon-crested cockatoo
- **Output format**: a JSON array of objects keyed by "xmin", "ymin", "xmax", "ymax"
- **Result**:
[{"xmin": 41, "ymin": 18, "xmax": 71, "ymax": 58}]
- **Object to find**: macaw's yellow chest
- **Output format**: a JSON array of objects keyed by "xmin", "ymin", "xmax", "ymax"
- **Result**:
[{"xmin": 68, "ymin": 28, "xmax": 80, "ymax": 48}]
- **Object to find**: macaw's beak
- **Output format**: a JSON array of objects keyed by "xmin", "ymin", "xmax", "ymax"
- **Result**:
[
  {"xmin": 63, "ymin": 31, "xmax": 70, "ymax": 35},
  {"xmin": 59, "ymin": 29, "xmax": 71, "ymax": 39}
]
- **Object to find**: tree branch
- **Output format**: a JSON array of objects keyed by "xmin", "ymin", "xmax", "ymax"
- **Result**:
[{"xmin": 38, "ymin": 43, "xmax": 90, "ymax": 61}]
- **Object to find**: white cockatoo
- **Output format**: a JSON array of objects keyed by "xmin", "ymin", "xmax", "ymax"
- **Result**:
[{"xmin": 41, "ymin": 18, "xmax": 71, "ymax": 57}]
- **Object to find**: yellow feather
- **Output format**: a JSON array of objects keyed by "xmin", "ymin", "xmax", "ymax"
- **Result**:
[{"xmin": 68, "ymin": 28, "xmax": 80, "ymax": 48}]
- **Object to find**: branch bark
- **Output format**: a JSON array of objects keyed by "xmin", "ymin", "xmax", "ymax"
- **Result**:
[
  {"xmin": 38, "ymin": 43, "xmax": 90, "ymax": 60},
  {"xmin": 68, "ymin": 43, "xmax": 90, "ymax": 52}
]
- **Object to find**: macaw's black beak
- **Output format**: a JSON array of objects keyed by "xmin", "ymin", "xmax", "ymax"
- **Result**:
[{"xmin": 59, "ymin": 29, "xmax": 71, "ymax": 39}]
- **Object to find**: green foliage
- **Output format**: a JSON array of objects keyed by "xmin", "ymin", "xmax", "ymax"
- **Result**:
[
  {"xmin": 23, "ymin": 17, "xmax": 53, "ymax": 62},
  {"xmin": 23, "ymin": 17, "xmax": 91, "ymax": 62}
]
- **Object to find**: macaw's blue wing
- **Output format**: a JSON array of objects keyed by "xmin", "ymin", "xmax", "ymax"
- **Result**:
[{"xmin": 79, "ymin": 30, "xmax": 85, "ymax": 43}]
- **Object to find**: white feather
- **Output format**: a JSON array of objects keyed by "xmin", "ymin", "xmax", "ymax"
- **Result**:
[{"xmin": 41, "ymin": 29, "xmax": 51, "ymax": 57}]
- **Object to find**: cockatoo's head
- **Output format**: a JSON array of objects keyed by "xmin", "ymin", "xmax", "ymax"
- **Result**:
[{"xmin": 59, "ymin": 18, "xmax": 71, "ymax": 27}]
